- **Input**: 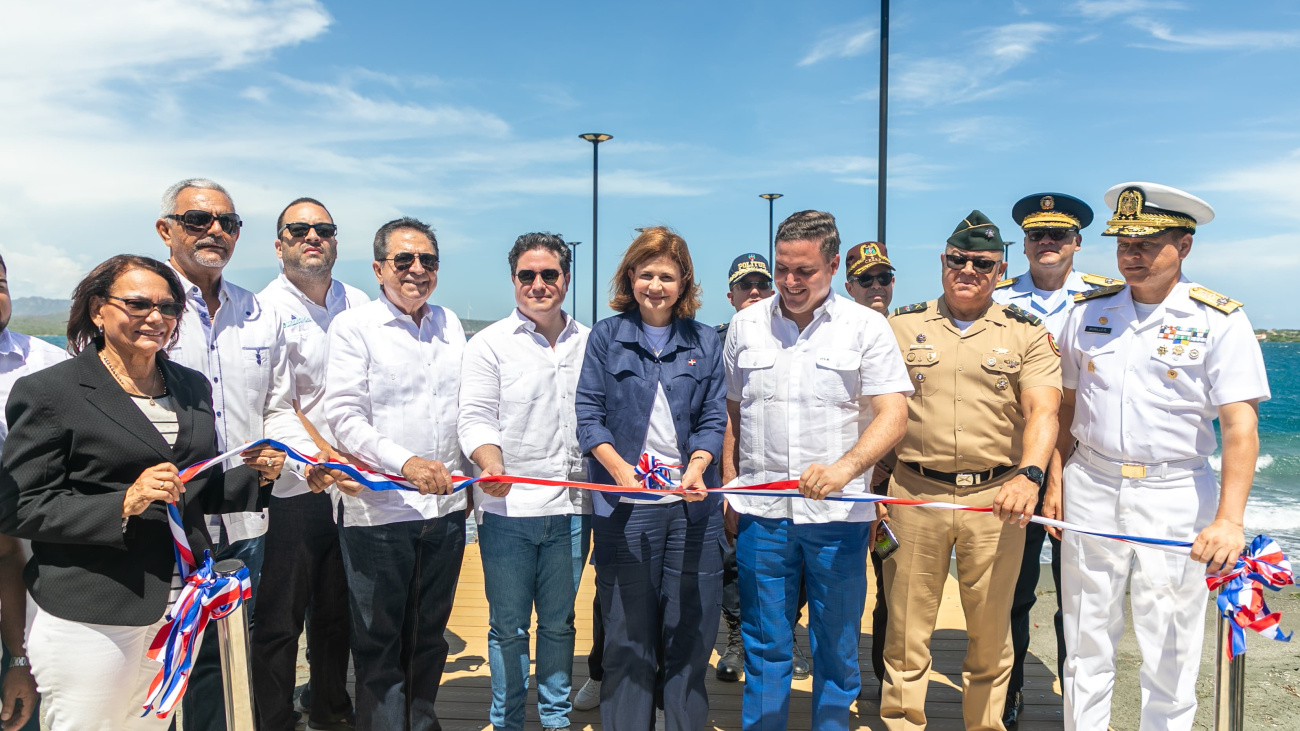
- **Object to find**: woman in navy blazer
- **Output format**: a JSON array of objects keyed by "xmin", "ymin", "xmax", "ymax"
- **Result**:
[{"xmin": 575, "ymin": 227, "xmax": 727, "ymax": 731}]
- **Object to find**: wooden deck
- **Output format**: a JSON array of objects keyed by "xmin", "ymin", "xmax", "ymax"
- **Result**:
[{"xmin": 299, "ymin": 543, "xmax": 1065, "ymax": 730}]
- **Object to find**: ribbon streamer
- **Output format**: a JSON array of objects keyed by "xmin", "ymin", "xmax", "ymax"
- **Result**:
[
  {"xmin": 635, "ymin": 454, "xmax": 681, "ymax": 491},
  {"xmin": 1205, "ymin": 534, "xmax": 1296, "ymax": 659}
]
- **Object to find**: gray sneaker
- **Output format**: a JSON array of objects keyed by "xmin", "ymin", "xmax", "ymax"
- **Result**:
[
  {"xmin": 792, "ymin": 640, "xmax": 811, "ymax": 680},
  {"xmin": 572, "ymin": 678, "xmax": 601, "ymax": 711},
  {"xmin": 716, "ymin": 624, "xmax": 744, "ymax": 681}
]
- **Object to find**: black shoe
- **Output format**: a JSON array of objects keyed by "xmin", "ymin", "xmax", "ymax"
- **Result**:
[
  {"xmin": 792, "ymin": 640, "xmax": 811, "ymax": 680},
  {"xmin": 1002, "ymin": 690, "xmax": 1023, "ymax": 730},
  {"xmin": 307, "ymin": 710, "xmax": 356, "ymax": 731},
  {"xmin": 716, "ymin": 623, "xmax": 744, "ymax": 682}
]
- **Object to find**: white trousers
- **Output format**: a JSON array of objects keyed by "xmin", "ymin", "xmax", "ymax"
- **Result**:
[
  {"xmin": 27, "ymin": 607, "xmax": 173, "ymax": 731},
  {"xmin": 1060, "ymin": 453, "xmax": 1216, "ymax": 731}
]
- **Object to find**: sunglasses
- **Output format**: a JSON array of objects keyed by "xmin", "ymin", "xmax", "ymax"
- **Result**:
[
  {"xmin": 106, "ymin": 295, "xmax": 184, "ymax": 319},
  {"xmin": 165, "ymin": 210, "xmax": 243, "ymax": 235},
  {"xmin": 516, "ymin": 269, "xmax": 562, "ymax": 285},
  {"xmin": 380, "ymin": 252, "xmax": 439, "ymax": 271},
  {"xmin": 854, "ymin": 272, "xmax": 895, "ymax": 288},
  {"xmin": 731, "ymin": 278, "xmax": 772, "ymax": 292},
  {"xmin": 1027, "ymin": 229, "xmax": 1076, "ymax": 243},
  {"xmin": 281, "ymin": 222, "xmax": 337, "ymax": 239},
  {"xmin": 944, "ymin": 253, "xmax": 1000, "ymax": 274}
]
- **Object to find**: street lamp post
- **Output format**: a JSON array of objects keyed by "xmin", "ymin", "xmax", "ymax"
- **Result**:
[
  {"xmin": 580, "ymin": 133, "xmax": 612, "ymax": 323},
  {"xmin": 878, "ymin": 0, "xmax": 889, "ymax": 244},
  {"xmin": 567, "ymin": 241, "xmax": 581, "ymax": 321},
  {"xmin": 760, "ymin": 193, "xmax": 783, "ymax": 262}
]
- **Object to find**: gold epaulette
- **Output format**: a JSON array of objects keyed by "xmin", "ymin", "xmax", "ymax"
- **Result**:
[
  {"xmin": 1073, "ymin": 284, "xmax": 1125, "ymax": 303},
  {"xmin": 1080, "ymin": 273, "xmax": 1124, "ymax": 287},
  {"xmin": 1189, "ymin": 286, "xmax": 1242, "ymax": 314},
  {"xmin": 995, "ymin": 277, "xmax": 1017, "ymax": 289}
]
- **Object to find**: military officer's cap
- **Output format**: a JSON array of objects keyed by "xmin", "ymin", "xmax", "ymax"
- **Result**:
[
  {"xmin": 1012, "ymin": 193, "xmax": 1093, "ymax": 231},
  {"xmin": 727, "ymin": 252, "xmax": 772, "ymax": 285},
  {"xmin": 845, "ymin": 241, "xmax": 893, "ymax": 278},
  {"xmin": 947, "ymin": 210, "xmax": 1005, "ymax": 252},
  {"xmin": 1102, "ymin": 182, "xmax": 1215, "ymax": 237}
]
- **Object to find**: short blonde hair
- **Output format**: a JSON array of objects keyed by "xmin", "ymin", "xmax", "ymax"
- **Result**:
[{"xmin": 608, "ymin": 227, "xmax": 702, "ymax": 320}]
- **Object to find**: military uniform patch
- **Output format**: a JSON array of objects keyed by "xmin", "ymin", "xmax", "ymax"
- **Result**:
[
  {"xmin": 1080, "ymin": 273, "xmax": 1124, "ymax": 287},
  {"xmin": 1073, "ymin": 284, "xmax": 1125, "ymax": 303},
  {"xmin": 1189, "ymin": 286, "xmax": 1242, "ymax": 314},
  {"xmin": 1048, "ymin": 333, "xmax": 1060, "ymax": 357},
  {"xmin": 995, "ymin": 277, "xmax": 1018, "ymax": 289},
  {"xmin": 894, "ymin": 302, "xmax": 928, "ymax": 316},
  {"xmin": 1004, "ymin": 304, "xmax": 1042, "ymax": 326}
]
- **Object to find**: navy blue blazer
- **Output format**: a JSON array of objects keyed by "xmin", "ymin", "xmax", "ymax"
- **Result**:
[{"xmin": 575, "ymin": 311, "xmax": 727, "ymax": 521}]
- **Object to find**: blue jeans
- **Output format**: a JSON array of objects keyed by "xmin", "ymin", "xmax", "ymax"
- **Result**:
[
  {"xmin": 183, "ymin": 533, "xmax": 266, "ymax": 731},
  {"xmin": 339, "ymin": 513, "xmax": 465, "ymax": 731},
  {"xmin": 735, "ymin": 516, "xmax": 869, "ymax": 731},
  {"xmin": 592, "ymin": 502, "xmax": 724, "ymax": 731},
  {"xmin": 479, "ymin": 512, "xmax": 590, "ymax": 731}
]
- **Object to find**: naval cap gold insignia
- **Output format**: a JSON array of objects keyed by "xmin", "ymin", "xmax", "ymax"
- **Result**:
[{"xmin": 1040, "ymin": 195, "xmax": 1055, "ymax": 210}]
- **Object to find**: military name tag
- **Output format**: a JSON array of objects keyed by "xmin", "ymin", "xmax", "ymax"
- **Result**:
[{"xmin": 1085, "ymin": 325, "xmax": 1112, "ymax": 334}]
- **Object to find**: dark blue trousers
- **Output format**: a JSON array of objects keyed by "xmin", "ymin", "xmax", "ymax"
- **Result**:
[
  {"xmin": 1009, "ymin": 520, "xmax": 1065, "ymax": 694},
  {"xmin": 592, "ymin": 501, "xmax": 724, "ymax": 731}
]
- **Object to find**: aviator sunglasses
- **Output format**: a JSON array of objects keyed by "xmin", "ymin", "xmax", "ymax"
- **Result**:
[
  {"xmin": 516, "ymin": 269, "xmax": 562, "ymax": 285},
  {"xmin": 1027, "ymin": 229, "xmax": 1076, "ymax": 243},
  {"xmin": 106, "ymin": 295, "xmax": 184, "ymax": 319},
  {"xmin": 854, "ymin": 272, "xmax": 895, "ymax": 288},
  {"xmin": 165, "ymin": 210, "xmax": 243, "ymax": 234},
  {"xmin": 380, "ymin": 252, "xmax": 439, "ymax": 271},
  {"xmin": 281, "ymin": 222, "xmax": 337, "ymax": 238},
  {"xmin": 944, "ymin": 253, "xmax": 1000, "ymax": 274}
]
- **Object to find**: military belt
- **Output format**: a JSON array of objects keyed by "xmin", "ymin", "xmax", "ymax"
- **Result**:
[{"xmin": 901, "ymin": 461, "xmax": 1016, "ymax": 486}]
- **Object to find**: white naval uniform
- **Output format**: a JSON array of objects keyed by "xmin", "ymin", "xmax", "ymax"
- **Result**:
[
  {"xmin": 1056, "ymin": 277, "xmax": 1270, "ymax": 731},
  {"xmin": 992, "ymin": 270, "xmax": 1121, "ymax": 338}
]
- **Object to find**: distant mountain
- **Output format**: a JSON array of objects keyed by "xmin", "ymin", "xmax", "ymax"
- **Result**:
[{"xmin": 11, "ymin": 297, "xmax": 71, "ymax": 317}]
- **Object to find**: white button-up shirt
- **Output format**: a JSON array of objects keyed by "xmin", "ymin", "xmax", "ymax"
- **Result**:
[
  {"xmin": 258, "ymin": 273, "xmax": 371, "ymax": 498},
  {"xmin": 324, "ymin": 295, "xmax": 468, "ymax": 526},
  {"xmin": 458, "ymin": 309, "xmax": 590, "ymax": 519},
  {"xmin": 166, "ymin": 266, "xmax": 315, "ymax": 541},
  {"xmin": 0, "ymin": 330, "xmax": 68, "ymax": 450},
  {"xmin": 1059, "ymin": 277, "xmax": 1270, "ymax": 464},
  {"xmin": 992, "ymin": 269, "xmax": 1106, "ymax": 338},
  {"xmin": 723, "ymin": 290, "xmax": 913, "ymax": 523}
]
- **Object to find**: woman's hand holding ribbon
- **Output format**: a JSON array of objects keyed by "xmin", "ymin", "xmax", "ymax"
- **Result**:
[
  {"xmin": 240, "ymin": 445, "xmax": 286, "ymax": 483},
  {"xmin": 678, "ymin": 451, "xmax": 712, "ymax": 502},
  {"xmin": 123, "ymin": 463, "xmax": 184, "ymax": 517}
]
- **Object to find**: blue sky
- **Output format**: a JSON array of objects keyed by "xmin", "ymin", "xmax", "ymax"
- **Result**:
[{"xmin": 2, "ymin": 0, "xmax": 1299, "ymax": 327}]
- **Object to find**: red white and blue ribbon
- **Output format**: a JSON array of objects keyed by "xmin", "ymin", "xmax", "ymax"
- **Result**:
[
  {"xmin": 635, "ymin": 454, "xmax": 681, "ymax": 491},
  {"xmin": 1205, "ymin": 534, "xmax": 1296, "ymax": 659}
]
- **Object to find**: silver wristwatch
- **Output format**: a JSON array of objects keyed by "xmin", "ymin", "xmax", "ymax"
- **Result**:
[{"xmin": 7, "ymin": 655, "xmax": 28, "ymax": 669}]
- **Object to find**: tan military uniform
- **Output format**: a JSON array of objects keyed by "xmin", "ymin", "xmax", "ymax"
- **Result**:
[{"xmin": 881, "ymin": 297, "xmax": 1061, "ymax": 731}]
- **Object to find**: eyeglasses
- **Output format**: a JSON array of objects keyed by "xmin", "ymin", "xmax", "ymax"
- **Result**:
[
  {"xmin": 731, "ymin": 278, "xmax": 772, "ymax": 292},
  {"xmin": 281, "ymin": 222, "xmax": 337, "ymax": 239},
  {"xmin": 854, "ymin": 272, "xmax": 895, "ymax": 288},
  {"xmin": 105, "ymin": 295, "xmax": 184, "ymax": 319},
  {"xmin": 165, "ymin": 210, "xmax": 243, "ymax": 235},
  {"xmin": 516, "ymin": 269, "xmax": 562, "ymax": 285},
  {"xmin": 379, "ymin": 252, "xmax": 439, "ymax": 271},
  {"xmin": 944, "ymin": 254, "xmax": 1000, "ymax": 274},
  {"xmin": 1027, "ymin": 229, "xmax": 1076, "ymax": 243}
]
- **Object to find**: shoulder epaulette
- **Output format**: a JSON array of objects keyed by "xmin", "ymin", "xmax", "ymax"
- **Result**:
[
  {"xmin": 1189, "ymin": 286, "xmax": 1242, "ymax": 314},
  {"xmin": 1003, "ymin": 304, "xmax": 1042, "ymax": 326},
  {"xmin": 1080, "ymin": 273, "xmax": 1124, "ymax": 287},
  {"xmin": 1073, "ymin": 284, "xmax": 1125, "ymax": 303},
  {"xmin": 995, "ymin": 277, "xmax": 1017, "ymax": 289},
  {"xmin": 893, "ymin": 302, "xmax": 928, "ymax": 316}
]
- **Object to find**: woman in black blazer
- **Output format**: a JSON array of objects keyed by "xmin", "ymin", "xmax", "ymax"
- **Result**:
[{"xmin": 0, "ymin": 255, "xmax": 286, "ymax": 730}]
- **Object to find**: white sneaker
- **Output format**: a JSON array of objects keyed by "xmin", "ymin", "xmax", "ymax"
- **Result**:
[
  {"xmin": 656, "ymin": 708, "xmax": 665, "ymax": 730},
  {"xmin": 573, "ymin": 678, "xmax": 601, "ymax": 711}
]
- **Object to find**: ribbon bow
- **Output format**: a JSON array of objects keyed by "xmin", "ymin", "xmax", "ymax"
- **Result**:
[
  {"xmin": 1205, "ymin": 534, "xmax": 1296, "ymax": 660},
  {"xmin": 635, "ymin": 454, "xmax": 680, "ymax": 490}
]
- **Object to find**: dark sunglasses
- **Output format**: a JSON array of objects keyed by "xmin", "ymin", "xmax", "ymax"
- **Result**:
[
  {"xmin": 731, "ymin": 278, "xmax": 772, "ymax": 292},
  {"xmin": 944, "ymin": 253, "xmax": 1000, "ymax": 274},
  {"xmin": 106, "ymin": 295, "xmax": 184, "ymax": 319},
  {"xmin": 165, "ymin": 210, "xmax": 242, "ymax": 234},
  {"xmin": 854, "ymin": 272, "xmax": 895, "ymax": 288},
  {"xmin": 380, "ymin": 252, "xmax": 438, "ymax": 271},
  {"xmin": 281, "ymin": 222, "xmax": 337, "ymax": 239},
  {"xmin": 516, "ymin": 269, "xmax": 562, "ymax": 285},
  {"xmin": 1027, "ymin": 229, "xmax": 1076, "ymax": 243}
]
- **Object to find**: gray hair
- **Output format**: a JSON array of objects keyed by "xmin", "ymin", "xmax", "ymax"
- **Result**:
[
  {"xmin": 373, "ymin": 217, "xmax": 438, "ymax": 261},
  {"xmin": 507, "ymin": 232, "xmax": 571, "ymax": 275},
  {"xmin": 776, "ymin": 210, "xmax": 841, "ymax": 261},
  {"xmin": 160, "ymin": 178, "xmax": 234, "ymax": 217}
]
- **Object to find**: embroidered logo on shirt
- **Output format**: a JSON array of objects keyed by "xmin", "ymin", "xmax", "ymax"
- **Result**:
[{"xmin": 281, "ymin": 315, "xmax": 312, "ymax": 330}]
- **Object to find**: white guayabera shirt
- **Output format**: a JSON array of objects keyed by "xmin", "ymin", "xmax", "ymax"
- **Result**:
[
  {"xmin": 458, "ymin": 308, "xmax": 590, "ymax": 521},
  {"xmin": 324, "ymin": 294, "xmax": 468, "ymax": 527}
]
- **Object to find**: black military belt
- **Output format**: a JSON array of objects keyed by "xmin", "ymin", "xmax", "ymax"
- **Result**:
[{"xmin": 901, "ymin": 461, "xmax": 1016, "ymax": 486}]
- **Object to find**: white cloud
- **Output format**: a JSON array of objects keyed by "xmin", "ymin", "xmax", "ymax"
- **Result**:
[
  {"xmin": 893, "ymin": 22, "xmax": 1055, "ymax": 105},
  {"xmin": 1127, "ymin": 18, "xmax": 1300, "ymax": 50},
  {"xmin": 1197, "ymin": 148, "xmax": 1300, "ymax": 217},
  {"xmin": 798, "ymin": 20, "xmax": 878, "ymax": 67},
  {"xmin": 804, "ymin": 154, "xmax": 946, "ymax": 191},
  {"xmin": 1071, "ymin": 0, "xmax": 1185, "ymax": 20}
]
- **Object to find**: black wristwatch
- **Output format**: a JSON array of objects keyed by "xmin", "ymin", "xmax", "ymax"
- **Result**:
[{"xmin": 1016, "ymin": 465, "xmax": 1046, "ymax": 489}]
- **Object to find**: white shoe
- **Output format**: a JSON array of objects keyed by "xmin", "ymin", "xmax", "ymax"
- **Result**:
[
  {"xmin": 573, "ymin": 678, "xmax": 601, "ymax": 711},
  {"xmin": 656, "ymin": 708, "xmax": 665, "ymax": 730}
]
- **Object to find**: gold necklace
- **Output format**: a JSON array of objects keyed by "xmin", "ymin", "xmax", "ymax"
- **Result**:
[{"xmin": 99, "ymin": 350, "xmax": 167, "ymax": 407}]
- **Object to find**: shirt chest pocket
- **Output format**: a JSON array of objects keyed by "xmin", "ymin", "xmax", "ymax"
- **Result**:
[
  {"xmin": 979, "ymin": 351, "xmax": 1021, "ymax": 398},
  {"xmin": 813, "ymin": 349, "xmax": 860, "ymax": 402},
  {"xmin": 737, "ymin": 349, "xmax": 778, "ymax": 402},
  {"xmin": 1079, "ymin": 341, "xmax": 1118, "ymax": 391},
  {"xmin": 502, "ymin": 368, "xmax": 546, "ymax": 404},
  {"xmin": 1151, "ymin": 351, "xmax": 1206, "ymax": 405},
  {"xmin": 242, "ymin": 346, "xmax": 271, "ymax": 405},
  {"xmin": 904, "ymin": 349, "xmax": 941, "ymax": 397},
  {"xmin": 368, "ymin": 363, "xmax": 406, "ymax": 404}
]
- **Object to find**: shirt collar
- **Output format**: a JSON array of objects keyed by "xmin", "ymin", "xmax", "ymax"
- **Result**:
[
  {"xmin": 0, "ymin": 329, "xmax": 21, "ymax": 357},
  {"xmin": 769, "ymin": 288, "xmax": 837, "ymax": 323},
  {"xmin": 1157, "ymin": 276, "xmax": 1197, "ymax": 314},
  {"xmin": 377, "ymin": 289, "xmax": 432, "ymax": 327},
  {"xmin": 510, "ymin": 308, "xmax": 579, "ymax": 338},
  {"xmin": 1005, "ymin": 269, "xmax": 1090, "ymax": 296},
  {"xmin": 168, "ymin": 262, "xmax": 231, "ymax": 309},
  {"xmin": 275, "ymin": 272, "xmax": 346, "ymax": 315}
]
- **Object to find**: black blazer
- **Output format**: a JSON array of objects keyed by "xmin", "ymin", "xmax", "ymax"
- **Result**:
[{"xmin": 0, "ymin": 347, "xmax": 269, "ymax": 626}]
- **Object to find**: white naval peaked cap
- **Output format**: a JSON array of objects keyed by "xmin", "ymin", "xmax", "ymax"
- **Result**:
[{"xmin": 1103, "ymin": 182, "xmax": 1215, "ymax": 226}]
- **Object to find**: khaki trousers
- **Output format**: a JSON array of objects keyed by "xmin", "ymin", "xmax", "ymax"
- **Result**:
[{"xmin": 880, "ymin": 466, "xmax": 1027, "ymax": 731}]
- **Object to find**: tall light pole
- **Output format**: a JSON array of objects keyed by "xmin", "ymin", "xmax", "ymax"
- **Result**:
[
  {"xmin": 760, "ymin": 193, "xmax": 783, "ymax": 262},
  {"xmin": 567, "ymin": 241, "xmax": 581, "ymax": 321},
  {"xmin": 580, "ymin": 133, "xmax": 612, "ymax": 323},
  {"xmin": 877, "ymin": 0, "xmax": 889, "ymax": 244}
]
